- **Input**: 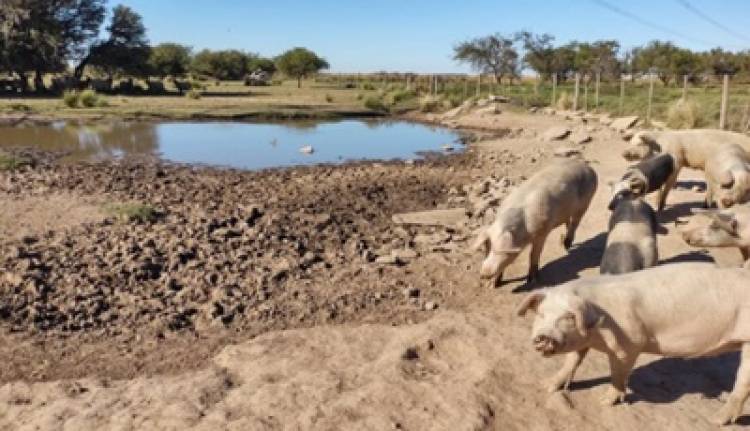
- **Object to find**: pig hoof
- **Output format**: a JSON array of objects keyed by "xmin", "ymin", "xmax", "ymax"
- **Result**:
[
  {"xmin": 599, "ymin": 388, "xmax": 625, "ymax": 406},
  {"xmin": 545, "ymin": 377, "xmax": 568, "ymax": 393}
]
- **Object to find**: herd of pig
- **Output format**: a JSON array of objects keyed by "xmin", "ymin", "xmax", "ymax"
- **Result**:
[{"xmin": 472, "ymin": 129, "xmax": 750, "ymax": 425}]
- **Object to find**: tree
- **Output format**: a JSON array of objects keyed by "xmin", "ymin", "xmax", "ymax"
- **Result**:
[
  {"xmin": 705, "ymin": 48, "xmax": 741, "ymax": 77},
  {"xmin": 453, "ymin": 34, "xmax": 519, "ymax": 84},
  {"xmin": 88, "ymin": 5, "xmax": 151, "ymax": 81},
  {"xmin": 632, "ymin": 40, "xmax": 682, "ymax": 85},
  {"xmin": 149, "ymin": 43, "xmax": 191, "ymax": 78},
  {"xmin": 275, "ymin": 47, "xmax": 329, "ymax": 88},
  {"xmin": 189, "ymin": 49, "xmax": 256, "ymax": 80},
  {"xmin": 518, "ymin": 32, "xmax": 556, "ymax": 81},
  {"xmin": 0, "ymin": 0, "xmax": 106, "ymax": 90},
  {"xmin": 550, "ymin": 44, "xmax": 577, "ymax": 81},
  {"xmin": 247, "ymin": 55, "xmax": 276, "ymax": 74}
]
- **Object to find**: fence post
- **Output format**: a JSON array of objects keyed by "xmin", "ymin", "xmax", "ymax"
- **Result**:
[
  {"xmin": 573, "ymin": 73, "xmax": 580, "ymax": 111},
  {"xmin": 463, "ymin": 77, "xmax": 468, "ymax": 99},
  {"xmin": 584, "ymin": 78, "xmax": 589, "ymax": 112},
  {"xmin": 682, "ymin": 75, "xmax": 688, "ymax": 100},
  {"xmin": 476, "ymin": 74, "xmax": 481, "ymax": 97},
  {"xmin": 551, "ymin": 74, "xmax": 557, "ymax": 107},
  {"xmin": 595, "ymin": 72, "xmax": 600, "ymax": 108},
  {"xmin": 646, "ymin": 72, "xmax": 655, "ymax": 126},
  {"xmin": 720, "ymin": 74, "xmax": 729, "ymax": 130},
  {"xmin": 619, "ymin": 78, "xmax": 625, "ymax": 115}
]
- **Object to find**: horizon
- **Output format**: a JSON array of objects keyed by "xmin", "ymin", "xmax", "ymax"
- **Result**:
[{"xmin": 110, "ymin": 0, "xmax": 750, "ymax": 74}]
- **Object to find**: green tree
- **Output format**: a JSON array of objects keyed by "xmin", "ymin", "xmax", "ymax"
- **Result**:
[
  {"xmin": 518, "ymin": 32, "xmax": 556, "ymax": 81},
  {"xmin": 247, "ymin": 55, "xmax": 276, "ymax": 74},
  {"xmin": 705, "ymin": 48, "xmax": 741, "ymax": 76},
  {"xmin": 550, "ymin": 45, "xmax": 577, "ymax": 81},
  {"xmin": 149, "ymin": 43, "xmax": 191, "ymax": 78},
  {"xmin": 88, "ymin": 5, "xmax": 151, "ymax": 80},
  {"xmin": 275, "ymin": 47, "xmax": 329, "ymax": 88},
  {"xmin": 632, "ymin": 40, "xmax": 682, "ymax": 85},
  {"xmin": 453, "ymin": 34, "xmax": 519, "ymax": 84},
  {"xmin": 190, "ymin": 49, "xmax": 253, "ymax": 80}
]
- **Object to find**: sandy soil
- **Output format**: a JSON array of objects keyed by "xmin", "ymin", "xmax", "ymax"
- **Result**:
[{"xmin": 0, "ymin": 106, "xmax": 747, "ymax": 430}]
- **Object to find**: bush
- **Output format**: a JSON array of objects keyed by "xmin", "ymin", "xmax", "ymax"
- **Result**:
[
  {"xmin": 79, "ymin": 90, "xmax": 101, "ymax": 108},
  {"xmin": 362, "ymin": 82, "xmax": 376, "ymax": 91},
  {"xmin": 667, "ymin": 97, "xmax": 701, "ymax": 129},
  {"xmin": 555, "ymin": 91, "xmax": 573, "ymax": 110},
  {"xmin": 105, "ymin": 202, "xmax": 158, "ymax": 223},
  {"xmin": 325, "ymin": 93, "xmax": 334, "ymax": 103},
  {"xmin": 419, "ymin": 96, "xmax": 442, "ymax": 113},
  {"xmin": 390, "ymin": 89, "xmax": 417, "ymax": 104},
  {"xmin": 186, "ymin": 89, "xmax": 202, "ymax": 99},
  {"xmin": 8, "ymin": 103, "xmax": 32, "ymax": 112},
  {"xmin": 63, "ymin": 90, "xmax": 80, "ymax": 108},
  {"xmin": 363, "ymin": 96, "xmax": 388, "ymax": 112},
  {"xmin": 0, "ymin": 153, "xmax": 31, "ymax": 171}
]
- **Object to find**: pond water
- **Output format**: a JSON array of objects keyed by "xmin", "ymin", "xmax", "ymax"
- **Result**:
[{"xmin": 0, "ymin": 120, "xmax": 462, "ymax": 170}]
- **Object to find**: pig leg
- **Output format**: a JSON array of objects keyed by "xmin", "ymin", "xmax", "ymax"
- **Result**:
[
  {"xmin": 740, "ymin": 247, "xmax": 749, "ymax": 262},
  {"xmin": 527, "ymin": 235, "xmax": 547, "ymax": 283},
  {"xmin": 714, "ymin": 343, "xmax": 750, "ymax": 425},
  {"xmin": 601, "ymin": 352, "xmax": 637, "ymax": 406},
  {"xmin": 704, "ymin": 181, "xmax": 714, "ymax": 209},
  {"xmin": 561, "ymin": 214, "xmax": 583, "ymax": 251},
  {"xmin": 657, "ymin": 170, "xmax": 679, "ymax": 212},
  {"xmin": 546, "ymin": 348, "xmax": 589, "ymax": 392}
]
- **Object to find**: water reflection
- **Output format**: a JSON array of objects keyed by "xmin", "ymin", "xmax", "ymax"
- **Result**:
[{"xmin": 0, "ymin": 120, "xmax": 460, "ymax": 170}]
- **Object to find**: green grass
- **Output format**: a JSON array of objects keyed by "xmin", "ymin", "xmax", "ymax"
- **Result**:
[
  {"xmin": 0, "ymin": 153, "xmax": 31, "ymax": 171},
  {"xmin": 104, "ymin": 202, "xmax": 159, "ymax": 223}
]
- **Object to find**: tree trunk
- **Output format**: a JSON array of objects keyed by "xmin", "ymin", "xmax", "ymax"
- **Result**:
[
  {"xmin": 34, "ymin": 70, "xmax": 44, "ymax": 93},
  {"xmin": 297, "ymin": 76, "xmax": 302, "ymax": 88}
]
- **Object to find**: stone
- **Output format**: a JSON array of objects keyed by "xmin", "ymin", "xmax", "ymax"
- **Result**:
[
  {"xmin": 554, "ymin": 146, "xmax": 581, "ymax": 158},
  {"xmin": 569, "ymin": 132, "xmax": 592, "ymax": 145},
  {"xmin": 487, "ymin": 95, "xmax": 510, "ymax": 103},
  {"xmin": 543, "ymin": 127, "xmax": 571, "ymax": 141},
  {"xmin": 403, "ymin": 286, "xmax": 420, "ymax": 298},
  {"xmin": 610, "ymin": 116, "xmax": 639, "ymax": 131},
  {"xmin": 375, "ymin": 254, "xmax": 399, "ymax": 265},
  {"xmin": 391, "ymin": 248, "xmax": 418, "ymax": 262},
  {"xmin": 392, "ymin": 209, "xmax": 468, "ymax": 228},
  {"xmin": 424, "ymin": 301, "xmax": 438, "ymax": 311}
]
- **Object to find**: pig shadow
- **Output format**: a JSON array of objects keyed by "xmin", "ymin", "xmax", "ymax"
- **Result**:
[
  {"xmin": 570, "ymin": 353, "xmax": 745, "ymax": 422},
  {"xmin": 512, "ymin": 232, "xmax": 607, "ymax": 293},
  {"xmin": 659, "ymin": 201, "xmax": 705, "ymax": 223},
  {"xmin": 675, "ymin": 180, "xmax": 706, "ymax": 191},
  {"xmin": 659, "ymin": 250, "xmax": 715, "ymax": 265}
]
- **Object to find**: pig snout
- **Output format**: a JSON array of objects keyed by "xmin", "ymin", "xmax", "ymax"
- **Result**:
[{"xmin": 532, "ymin": 334, "xmax": 558, "ymax": 356}]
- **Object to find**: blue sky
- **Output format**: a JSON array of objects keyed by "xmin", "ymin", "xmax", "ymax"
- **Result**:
[{"xmin": 110, "ymin": 0, "xmax": 750, "ymax": 73}]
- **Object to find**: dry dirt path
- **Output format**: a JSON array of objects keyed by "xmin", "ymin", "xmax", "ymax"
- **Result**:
[{"xmin": 1, "ymin": 109, "xmax": 747, "ymax": 430}]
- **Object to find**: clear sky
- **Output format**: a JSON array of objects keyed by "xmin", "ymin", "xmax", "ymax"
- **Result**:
[{"xmin": 111, "ymin": 0, "xmax": 750, "ymax": 73}]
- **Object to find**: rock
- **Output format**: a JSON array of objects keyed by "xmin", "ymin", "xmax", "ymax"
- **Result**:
[
  {"xmin": 528, "ymin": 106, "xmax": 538, "ymax": 114},
  {"xmin": 610, "ymin": 116, "xmax": 639, "ymax": 131},
  {"xmin": 543, "ymin": 127, "xmax": 571, "ymax": 141},
  {"xmin": 542, "ymin": 107, "xmax": 556, "ymax": 116},
  {"xmin": 392, "ymin": 209, "xmax": 468, "ymax": 228},
  {"xmin": 375, "ymin": 254, "xmax": 399, "ymax": 265},
  {"xmin": 487, "ymin": 95, "xmax": 510, "ymax": 103},
  {"xmin": 554, "ymin": 146, "xmax": 581, "ymax": 158},
  {"xmin": 391, "ymin": 248, "xmax": 418, "ymax": 262},
  {"xmin": 598, "ymin": 115, "xmax": 613, "ymax": 126},
  {"xmin": 569, "ymin": 132, "xmax": 592, "ymax": 145},
  {"xmin": 403, "ymin": 286, "xmax": 420, "ymax": 298},
  {"xmin": 424, "ymin": 301, "xmax": 438, "ymax": 311},
  {"xmin": 299, "ymin": 145, "xmax": 314, "ymax": 155}
]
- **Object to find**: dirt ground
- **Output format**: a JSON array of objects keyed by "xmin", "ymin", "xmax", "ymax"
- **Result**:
[{"xmin": 0, "ymin": 106, "xmax": 747, "ymax": 430}]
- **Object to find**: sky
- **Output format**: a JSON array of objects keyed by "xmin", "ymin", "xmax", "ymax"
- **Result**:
[{"xmin": 110, "ymin": 0, "xmax": 750, "ymax": 73}]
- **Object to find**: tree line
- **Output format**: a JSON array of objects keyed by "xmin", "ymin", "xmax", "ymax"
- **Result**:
[
  {"xmin": 454, "ymin": 32, "xmax": 750, "ymax": 85},
  {"xmin": 0, "ymin": 1, "xmax": 328, "ymax": 93}
]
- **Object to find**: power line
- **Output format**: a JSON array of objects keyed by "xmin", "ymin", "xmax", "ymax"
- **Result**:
[
  {"xmin": 675, "ymin": 0, "xmax": 750, "ymax": 43},
  {"xmin": 589, "ymin": 0, "xmax": 722, "ymax": 47}
]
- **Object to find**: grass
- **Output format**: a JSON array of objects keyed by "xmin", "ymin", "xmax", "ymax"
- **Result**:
[
  {"xmin": 1, "ymin": 80, "xmax": 385, "ymax": 121},
  {"xmin": 104, "ymin": 202, "xmax": 159, "ymax": 223},
  {"xmin": 0, "ymin": 153, "xmax": 32, "ymax": 171}
]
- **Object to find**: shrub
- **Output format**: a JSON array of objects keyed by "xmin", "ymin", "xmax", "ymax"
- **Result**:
[
  {"xmin": 105, "ymin": 203, "xmax": 158, "ymax": 223},
  {"xmin": 390, "ymin": 89, "xmax": 417, "ymax": 104},
  {"xmin": 419, "ymin": 96, "xmax": 442, "ymax": 113},
  {"xmin": 8, "ymin": 103, "xmax": 32, "ymax": 112},
  {"xmin": 325, "ymin": 93, "xmax": 334, "ymax": 103},
  {"xmin": 356, "ymin": 93, "xmax": 364, "ymax": 101},
  {"xmin": 362, "ymin": 82, "xmax": 376, "ymax": 91},
  {"xmin": 556, "ymin": 91, "xmax": 573, "ymax": 110},
  {"xmin": 0, "ymin": 153, "xmax": 31, "ymax": 171},
  {"xmin": 363, "ymin": 96, "xmax": 388, "ymax": 112},
  {"xmin": 186, "ymin": 89, "xmax": 202, "ymax": 99},
  {"xmin": 666, "ymin": 98, "xmax": 701, "ymax": 129},
  {"xmin": 79, "ymin": 90, "xmax": 101, "ymax": 108},
  {"xmin": 63, "ymin": 90, "xmax": 80, "ymax": 108}
]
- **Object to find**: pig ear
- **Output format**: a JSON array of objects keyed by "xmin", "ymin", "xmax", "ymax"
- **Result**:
[
  {"xmin": 470, "ymin": 229, "xmax": 490, "ymax": 255},
  {"xmin": 569, "ymin": 296, "xmax": 596, "ymax": 337},
  {"xmin": 515, "ymin": 292, "xmax": 546, "ymax": 317},
  {"xmin": 720, "ymin": 171, "xmax": 735, "ymax": 189}
]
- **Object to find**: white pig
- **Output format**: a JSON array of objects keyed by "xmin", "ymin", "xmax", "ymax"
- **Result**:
[
  {"xmin": 472, "ymin": 159, "xmax": 597, "ymax": 286},
  {"xmin": 704, "ymin": 143, "xmax": 750, "ymax": 208},
  {"xmin": 516, "ymin": 263, "xmax": 750, "ymax": 425},
  {"xmin": 680, "ymin": 205, "xmax": 750, "ymax": 262}
]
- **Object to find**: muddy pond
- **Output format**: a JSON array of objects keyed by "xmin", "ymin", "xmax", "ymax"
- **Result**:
[{"xmin": 0, "ymin": 119, "xmax": 462, "ymax": 169}]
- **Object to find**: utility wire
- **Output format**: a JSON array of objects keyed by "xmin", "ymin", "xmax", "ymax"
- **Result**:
[
  {"xmin": 675, "ymin": 0, "xmax": 750, "ymax": 43},
  {"xmin": 589, "ymin": 0, "xmax": 722, "ymax": 47}
]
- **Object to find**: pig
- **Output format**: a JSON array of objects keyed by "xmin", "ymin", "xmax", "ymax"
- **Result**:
[
  {"xmin": 516, "ymin": 263, "xmax": 750, "ymax": 425},
  {"xmin": 704, "ymin": 143, "xmax": 750, "ymax": 209},
  {"xmin": 622, "ymin": 129, "xmax": 750, "ymax": 211},
  {"xmin": 472, "ymin": 159, "xmax": 597, "ymax": 286},
  {"xmin": 680, "ymin": 205, "xmax": 750, "ymax": 262},
  {"xmin": 600, "ymin": 198, "xmax": 658, "ymax": 274},
  {"xmin": 607, "ymin": 153, "xmax": 674, "ymax": 211}
]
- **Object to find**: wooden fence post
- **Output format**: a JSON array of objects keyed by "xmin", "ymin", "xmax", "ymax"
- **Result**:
[
  {"xmin": 682, "ymin": 75, "xmax": 688, "ymax": 100},
  {"xmin": 476, "ymin": 74, "xmax": 481, "ymax": 97},
  {"xmin": 619, "ymin": 78, "xmax": 625, "ymax": 115},
  {"xmin": 573, "ymin": 73, "xmax": 580, "ymax": 111},
  {"xmin": 584, "ymin": 78, "xmax": 589, "ymax": 112},
  {"xmin": 463, "ymin": 77, "xmax": 468, "ymax": 99},
  {"xmin": 595, "ymin": 72, "xmax": 600, "ymax": 108},
  {"xmin": 647, "ymin": 72, "xmax": 655, "ymax": 126},
  {"xmin": 720, "ymin": 74, "xmax": 729, "ymax": 130},
  {"xmin": 551, "ymin": 74, "xmax": 557, "ymax": 107}
]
